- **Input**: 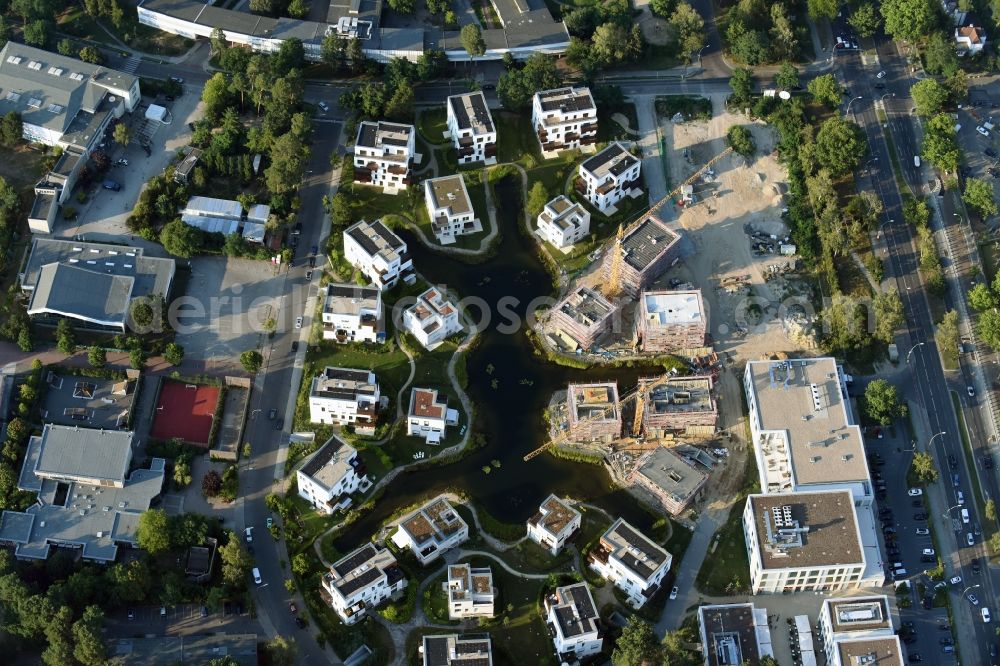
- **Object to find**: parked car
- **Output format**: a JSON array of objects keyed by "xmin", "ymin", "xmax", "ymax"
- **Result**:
[
  {"xmin": 911, "ymin": 500, "xmax": 922, "ymax": 508},
  {"xmin": 915, "ymin": 528, "xmax": 930, "ymax": 535},
  {"xmin": 252, "ymin": 567, "xmax": 262, "ymax": 585},
  {"xmin": 291, "ymin": 341, "xmax": 299, "ymax": 353},
  {"xmin": 921, "ymin": 554, "xmax": 936, "ymax": 563},
  {"xmin": 957, "ymin": 491, "xmax": 965, "ymax": 505},
  {"xmin": 275, "ymin": 418, "xmax": 284, "ymax": 430},
  {"xmin": 948, "ymin": 454, "xmax": 957, "ymax": 469},
  {"xmin": 877, "ymin": 70, "xmax": 886, "ymax": 78},
  {"xmin": 962, "ymin": 508, "xmax": 971, "ymax": 523},
  {"xmin": 102, "ymin": 179, "xmax": 121, "ymax": 191},
  {"xmin": 295, "ymin": 316, "xmax": 303, "ymax": 329},
  {"xmin": 669, "ymin": 586, "xmax": 679, "ymax": 600},
  {"xmin": 968, "ymin": 533, "xmax": 975, "ymax": 546},
  {"xmin": 968, "ymin": 385, "xmax": 976, "ymax": 397},
  {"xmin": 305, "ymin": 270, "xmax": 313, "ymax": 280},
  {"xmin": 170, "ymin": 76, "xmax": 184, "ymax": 84},
  {"xmin": 266, "ymin": 517, "xmax": 273, "ymax": 529},
  {"xmin": 294, "ymin": 616, "xmax": 306, "ymax": 628},
  {"xmin": 317, "ymin": 101, "xmax": 329, "ymax": 112},
  {"xmin": 289, "ymin": 602, "xmax": 297, "ymax": 614},
  {"xmin": 940, "ymin": 637, "xmax": 954, "ymax": 646},
  {"xmin": 969, "ymin": 593, "xmax": 980, "ymax": 605},
  {"xmin": 950, "ymin": 576, "xmax": 962, "ymax": 585},
  {"xmin": 986, "ymin": 148, "xmax": 998, "ymax": 158},
  {"xmin": 984, "ymin": 607, "xmax": 992, "ymax": 623},
  {"xmin": 923, "ymin": 548, "xmax": 935, "ymax": 556},
  {"xmin": 913, "ymin": 513, "xmax": 928, "ymax": 521},
  {"xmin": 268, "ymin": 408, "xmax": 277, "ymax": 420},
  {"xmin": 127, "ymin": 608, "xmax": 135, "ymax": 620},
  {"xmin": 908, "ymin": 488, "xmax": 923, "ymax": 496},
  {"xmin": 244, "ymin": 527, "xmax": 253, "ymax": 543},
  {"xmin": 978, "ymin": 125, "xmax": 991, "ymax": 136}
]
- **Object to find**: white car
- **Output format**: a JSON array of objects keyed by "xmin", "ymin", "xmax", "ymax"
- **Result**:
[
  {"xmin": 915, "ymin": 527, "xmax": 930, "ymax": 535},
  {"xmin": 908, "ymin": 488, "xmax": 923, "ymax": 497},
  {"xmin": 317, "ymin": 101, "xmax": 329, "ymax": 112},
  {"xmin": 252, "ymin": 567, "xmax": 262, "ymax": 585},
  {"xmin": 970, "ymin": 593, "xmax": 980, "ymax": 605},
  {"xmin": 922, "ymin": 548, "xmax": 935, "ymax": 556},
  {"xmin": 962, "ymin": 508, "xmax": 971, "ymax": 524},
  {"xmin": 669, "ymin": 586, "xmax": 679, "ymax": 600},
  {"xmin": 957, "ymin": 491, "xmax": 965, "ymax": 505},
  {"xmin": 978, "ymin": 125, "xmax": 990, "ymax": 137},
  {"xmin": 950, "ymin": 576, "xmax": 962, "ymax": 585},
  {"xmin": 968, "ymin": 533, "xmax": 975, "ymax": 546},
  {"xmin": 295, "ymin": 316, "xmax": 303, "ymax": 329},
  {"xmin": 170, "ymin": 76, "xmax": 184, "ymax": 84},
  {"xmin": 244, "ymin": 527, "xmax": 253, "ymax": 543},
  {"xmin": 877, "ymin": 70, "xmax": 886, "ymax": 79},
  {"xmin": 984, "ymin": 607, "xmax": 992, "ymax": 623}
]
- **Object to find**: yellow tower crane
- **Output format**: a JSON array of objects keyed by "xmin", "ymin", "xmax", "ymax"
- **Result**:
[{"xmin": 630, "ymin": 373, "xmax": 676, "ymax": 437}]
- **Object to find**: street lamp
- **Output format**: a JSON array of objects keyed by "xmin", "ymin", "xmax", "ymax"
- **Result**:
[
  {"xmin": 928, "ymin": 431, "xmax": 947, "ymax": 447},
  {"xmin": 961, "ymin": 584, "xmax": 981, "ymax": 599},
  {"xmin": 696, "ymin": 45, "xmax": 708, "ymax": 66},
  {"xmin": 906, "ymin": 342, "xmax": 926, "ymax": 364},
  {"xmin": 943, "ymin": 503, "xmax": 962, "ymax": 520},
  {"xmin": 846, "ymin": 96, "xmax": 863, "ymax": 118},
  {"xmin": 880, "ymin": 92, "xmax": 896, "ymax": 105}
]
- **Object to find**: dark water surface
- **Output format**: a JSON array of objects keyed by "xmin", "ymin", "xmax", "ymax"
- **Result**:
[{"xmin": 334, "ymin": 178, "xmax": 657, "ymax": 548}]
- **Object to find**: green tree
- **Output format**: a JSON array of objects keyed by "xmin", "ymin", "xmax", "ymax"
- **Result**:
[
  {"xmin": 113, "ymin": 122, "xmax": 130, "ymax": 147},
  {"xmin": 923, "ymin": 31, "xmax": 959, "ymax": 77},
  {"xmin": 978, "ymin": 309, "xmax": 1000, "ymax": 350},
  {"xmin": 460, "ymin": 24, "xmax": 485, "ymax": 58},
  {"xmin": 990, "ymin": 531, "xmax": 1000, "ymax": 555},
  {"xmin": 265, "ymin": 133, "xmax": 305, "ymax": 195},
  {"xmin": 987, "ymin": 498, "xmax": 997, "ymax": 522},
  {"xmin": 55, "ymin": 318, "xmax": 75, "ymax": 355},
  {"xmin": 497, "ymin": 53, "xmax": 561, "ymax": 110},
  {"xmin": 970, "ymin": 283, "xmax": 997, "ymax": 311},
  {"xmin": 240, "ymin": 350, "xmax": 263, "ymax": 374},
  {"xmin": 173, "ymin": 457, "xmax": 192, "ymax": 488},
  {"xmin": 220, "ymin": 535, "xmax": 253, "ymax": 587},
  {"xmin": 201, "ymin": 72, "xmax": 232, "ymax": 121},
  {"xmin": 873, "ymin": 289, "xmax": 904, "ymax": 344},
  {"xmin": 670, "ymin": 1, "xmax": 705, "ymax": 60},
  {"xmin": 328, "ymin": 193, "xmax": 352, "ymax": 227},
  {"xmin": 774, "ymin": 62, "xmax": 799, "ymax": 90},
  {"xmin": 728, "ymin": 24, "xmax": 769, "ymax": 65},
  {"xmin": 130, "ymin": 299, "xmax": 154, "ymax": 328},
  {"xmin": 72, "ymin": 606, "xmax": 108, "ymax": 666},
  {"xmin": 848, "ymin": 2, "xmax": 881, "ymax": 37},
  {"xmin": 591, "ymin": 22, "xmax": 642, "ymax": 66},
  {"xmin": 815, "ymin": 117, "xmax": 866, "ymax": 176},
  {"xmin": 881, "ymin": 0, "xmax": 936, "ymax": 42},
  {"xmin": 863, "ymin": 378, "xmax": 907, "ymax": 425},
  {"xmin": 649, "ymin": 0, "xmax": 675, "ymax": 16},
  {"xmin": 265, "ymin": 636, "xmax": 298, "ymax": 666},
  {"xmin": 129, "ymin": 347, "xmax": 146, "ymax": 370},
  {"xmin": 41, "ymin": 606, "xmax": 74, "ymax": 666},
  {"xmin": 0, "ymin": 111, "xmax": 22, "ymax": 146},
  {"xmin": 910, "ymin": 78, "xmax": 948, "ymax": 117},
  {"xmin": 384, "ymin": 81, "xmax": 414, "ymax": 122},
  {"xmin": 964, "ymin": 178, "xmax": 999, "ymax": 218},
  {"xmin": 202, "ymin": 469, "xmax": 223, "ymax": 497},
  {"xmin": 23, "ymin": 20, "xmax": 48, "ymax": 47},
  {"xmin": 78, "ymin": 45, "xmax": 103, "ymax": 64},
  {"xmin": 807, "ymin": 73, "xmax": 843, "ymax": 108},
  {"xmin": 87, "ymin": 345, "xmax": 106, "ymax": 368},
  {"xmin": 160, "ymin": 219, "xmax": 203, "ymax": 257},
  {"xmin": 387, "ymin": 0, "xmax": 414, "ymax": 11},
  {"xmin": 56, "ymin": 37, "xmax": 74, "ymax": 56},
  {"xmin": 291, "ymin": 553, "xmax": 311, "ymax": 577},
  {"xmin": 911, "ymin": 451, "xmax": 939, "ymax": 484},
  {"xmin": 728, "ymin": 67, "xmax": 753, "ymax": 106},
  {"xmin": 526, "ymin": 181, "xmax": 548, "ymax": 217},
  {"xmin": 612, "ymin": 615, "xmax": 661, "ymax": 666},
  {"xmin": 936, "ymin": 309, "xmax": 960, "ymax": 368},
  {"xmin": 661, "ymin": 626, "xmax": 699, "ymax": 666},
  {"xmin": 164, "ymin": 342, "xmax": 185, "ymax": 366},
  {"xmin": 136, "ymin": 509, "xmax": 172, "ymax": 554},
  {"xmin": 807, "ymin": 0, "xmax": 838, "ymax": 20},
  {"xmin": 726, "ymin": 125, "xmax": 756, "ymax": 156},
  {"xmin": 922, "ymin": 113, "xmax": 961, "ymax": 173}
]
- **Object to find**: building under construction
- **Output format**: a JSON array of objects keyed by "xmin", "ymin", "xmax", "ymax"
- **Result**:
[
  {"xmin": 639, "ymin": 375, "xmax": 718, "ymax": 438},
  {"xmin": 637, "ymin": 289, "xmax": 707, "ymax": 352},
  {"xmin": 548, "ymin": 286, "xmax": 619, "ymax": 351},
  {"xmin": 602, "ymin": 213, "xmax": 682, "ymax": 299},
  {"xmin": 566, "ymin": 382, "xmax": 622, "ymax": 443},
  {"xmin": 628, "ymin": 445, "xmax": 709, "ymax": 516}
]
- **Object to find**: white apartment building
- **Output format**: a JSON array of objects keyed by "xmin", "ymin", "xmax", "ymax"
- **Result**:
[
  {"xmin": 296, "ymin": 436, "xmax": 368, "ymax": 514},
  {"xmin": 536, "ymin": 195, "xmax": 591, "ymax": 249},
  {"xmin": 444, "ymin": 564, "xmax": 495, "ymax": 619},
  {"xmin": 817, "ymin": 596, "xmax": 901, "ymax": 666},
  {"xmin": 421, "ymin": 634, "xmax": 494, "ymax": 666},
  {"xmin": 321, "ymin": 283, "xmax": 384, "ymax": 344},
  {"xmin": 342, "ymin": 219, "xmax": 414, "ymax": 290},
  {"xmin": 391, "ymin": 496, "xmax": 469, "ymax": 565},
  {"xmin": 403, "ymin": 286, "xmax": 462, "ymax": 350},
  {"xmin": 353, "ymin": 121, "xmax": 417, "ymax": 194},
  {"xmin": 743, "ymin": 490, "xmax": 869, "ymax": 595},
  {"xmin": 577, "ymin": 142, "xmax": 642, "ymax": 215},
  {"xmin": 445, "ymin": 91, "xmax": 497, "ymax": 165},
  {"xmin": 322, "ymin": 543, "xmax": 407, "ymax": 624},
  {"xmin": 543, "ymin": 583, "xmax": 602, "ymax": 664},
  {"xmin": 526, "ymin": 494, "xmax": 581, "ymax": 555},
  {"xmin": 308, "ymin": 367, "xmax": 380, "ymax": 426},
  {"xmin": 406, "ymin": 387, "xmax": 459, "ymax": 444},
  {"xmin": 697, "ymin": 603, "xmax": 774, "ymax": 666},
  {"xmin": 588, "ymin": 518, "xmax": 671, "ymax": 608},
  {"xmin": 423, "ymin": 175, "xmax": 482, "ymax": 245},
  {"xmin": 532, "ymin": 86, "xmax": 598, "ymax": 158}
]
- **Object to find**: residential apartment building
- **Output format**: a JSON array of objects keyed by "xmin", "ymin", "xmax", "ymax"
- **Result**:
[
  {"xmin": 353, "ymin": 121, "xmax": 416, "ymax": 194},
  {"xmin": 532, "ymin": 86, "xmax": 598, "ymax": 158},
  {"xmin": 0, "ymin": 425, "xmax": 165, "ymax": 562},
  {"xmin": 423, "ymin": 175, "xmax": 482, "ymax": 245},
  {"xmin": 0, "ymin": 42, "xmax": 140, "ymax": 152},
  {"xmin": 628, "ymin": 445, "xmax": 709, "ymax": 516},
  {"xmin": 296, "ymin": 437, "xmax": 368, "ymax": 514},
  {"xmin": 548, "ymin": 286, "xmax": 618, "ymax": 352},
  {"xmin": 637, "ymin": 290, "xmax": 707, "ymax": 352},
  {"xmin": 406, "ymin": 388, "xmax": 459, "ymax": 444},
  {"xmin": 639, "ymin": 375, "xmax": 718, "ymax": 437},
  {"xmin": 543, "ymin": 583, "xmax": 602, "ymax": 664},
  {"xmin": 445, "ymin": 91, "xmax": 496, "ymax": 165},
  {"xmin": 743, "ymin": 490, "xmax": 868, "ymax": 594},
  {"xmin": 321, "ymin": 283, "xmax": 384, "ymax": 344},
  {"xmin": 526, "ymin": 494, "xmax": 581, "ymax": 555},
  {"xmin": 588, "ymin": 518, "xmax": 671, "ymax": 608},
  {"xmin": 536, "ymin": 195, "xmax": 591, "ymax": 249},
  {"xmin": 390, "ymin": 496, "xmax": 469, "ymax": 565},
  {"xmin": 817, "ymin": 596, "xmax": 900, "ymax": 666},
  {"xmin": 28, "ymin": 146, "xmax": 87, "ymax": 233},
  {"xmin": 444, "ymin": 564, "xmax": 495, "ymax": 619},
  {"xmin": 421, "ymin": 634, "xmax": 494, "ymax": 666},
  {"xmin": 697, "ymin": 603, "xmax": 774, "ymax": 666},
  {"xmin": 576, "ymin": 142, "xmax": 642, "ymax": 215},
  {"xmin": 321, "ymin": 543, "xmax": 406, "ymax": 624},
  {"xmin": 308, "ymin": 367, "xmax": 380, "ymax": 427},
  {"xmin": 601, "ymin": 212, "xmax": 683, "ymax": 298},
  {"xmin": 566, "ymin": 382, "xmax": 621, "ymax": 443},
  {"xmin": 403, "ymin": 287, "xmax": 462, "ymax": 350},
  {"xmin": 342, "ymin": 219, "xmax": 414, "ymax": 290},
  {"xmin": 829, "ymin": 637, "xmax": 904, "ymax": 666}
]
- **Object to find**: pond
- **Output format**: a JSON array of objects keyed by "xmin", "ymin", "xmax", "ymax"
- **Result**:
[{"xmin": 334, "ymin": 176, "xmax": 658, "ymax": 548}]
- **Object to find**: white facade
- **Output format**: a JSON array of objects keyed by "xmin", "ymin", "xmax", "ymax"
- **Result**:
[
  {"xmin": 353, "ymin": 121, "xmax": 416, "ymax": 194},
  {"xmin": 342, "ymin": 219, "xmax": 414, "ymax": 291},
  {"xmin": 445, "ymin": 91, "xmax": 497, "ymax": 165},
  {"xmin": 531, "ymin": 86, "xmax": 598, "ymax": 158},
  {"xmin": 578, "ymin": 142, "xmax": 642, "ymax": 215},
  {"xmin": 391, "ymin": 496, "xmax": 469, "ymax": 565},
  {"xmin": 296, "ymin": 437, "xmax": 367, "ymax": 514},
  {"xmin": 817, "ymin": 596, "xmax": 897, "ymax": 666},
  {"xmin": 544, "ymin": 583, "xmax": 602, "ymax": 663},
  {"xmin": 321, "ymin": 283, "xmax": 384, "ymax": 344},
  {"xmin": 424, "ymin": 175, "xmax": 482, "ymax": 244},
  {"xmin": 444, "ymin": 564, "xmax": 495, "ymax": 619},
  {"xmin": 956, "ymin": 25, "xmax": 986, "ymax": 54},
  {"xmin": 697, "ymin": 604, "xmax": 774, "ymax": 666},
  {"xmin": 536, "ymin": 195, "xmax": 591, "ymax": 249},
  {"xmin": 526, "ymin": 494, "xmax": 581, "ymax": 555},
  {"xmin": 322, "ymin": 543, "xmax": 406, "ymax": 624},
  {"xmin": 406, "ymin": 387, "xmax": 459, "ymax": 443},
  {"xmin": 308, "ymin": 367, "xmax": 380, "ymax": 426},
  {"xmin": 588, "ymin": 518, "xmax": 671, "ymax": 608},
  {"xmin": 403, "ymin": 287, "xmax": 462, "ymax": 350}
]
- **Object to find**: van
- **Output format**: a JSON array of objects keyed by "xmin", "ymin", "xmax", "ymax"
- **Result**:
[
  {"xmin": 252, "ymin": 567, "xmax": 262, "ymax": 585},
  {"xmin": 914, "ymin": 156, "xmax": 921, "ymax": 168},
  {"xmin": 962, "ymin": 508, "xmax": 970, "ymax": 524}
]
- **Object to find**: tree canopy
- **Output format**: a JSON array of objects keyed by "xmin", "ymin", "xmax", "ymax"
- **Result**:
[
  {"xmin": 136, "ymin": 509, "xmax": 172, "ymax": 555},
  {"xmin": 910, "ymin": 78, "xmax": 948, "ymax": 117},
  {"xmin": 814, "ymin": 117, "xmax": 866, "ymax": 176},
  {"xmin": 807, "ymin": 73, "xmax": 842, "ymax": 108},
  {"xmin": 963, "ymin": 178, "xmax": 999, "ymax": 219},
  {"xmin": 863, "ymin": 379, "xmax": 907, "ymax": 425},
  {"xmin": 881, "ymin": 0, "xmax": 936, "ymax": 42}
]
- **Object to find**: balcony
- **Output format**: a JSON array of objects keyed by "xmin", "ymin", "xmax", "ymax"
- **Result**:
[
  {"xmin": 387, "ymin": 164, "xmax": 408, "ymax": 176},
  {"xmin": 458, "ymin": 136, "xmax": 474, "ymax": 147},
  {"xmin": 457, "ymin": 146, "xmax": 475, "ymax": 158},
  {"xmin": 574, "ymin": 177, "xmax": 587, "ymax": 195},
  {"xmin": 354, "ymin": 168, "xmax": 373, "ymax": 183},
  {"xmin": 581, "ymin": 122, "xmax": 598, "ymax": 135}
]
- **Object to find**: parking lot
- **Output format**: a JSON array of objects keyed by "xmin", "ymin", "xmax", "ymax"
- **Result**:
[
  {"xmin": 956, "ymin": 91, "xmax": 1000, "ymax": 227},
  {"xmin": 106, "ymin": 602, "xmax": 259, "ymax": 638}
]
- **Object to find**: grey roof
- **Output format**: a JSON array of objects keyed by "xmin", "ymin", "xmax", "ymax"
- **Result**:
[
  {"xmin": 581, "ymin": 142, "xmax": 638, "ymax": 179},
  {"xmin": 0, "ymin": 42, "xmax": 136, "ymax": 137},
  {"xmin": 299, "ymin": 435, "xmax": 359, "ymax": 492},
  {"xmin": 324, "ymin": 283, "xmax": 380, "ymax": 315},
  {"xmin": 423, "ymin": 634, "xmax": 493, "ymax": 666},
  {"xmin": 633, "ymin": 445, "xmax": 709, "ymax": 503},
  {"xmin": 600, "ymin": 518, "xmax": 670, "ymax": 581},
  {"xmin": 327, "ymin": 543, "xmax": 401, "ymax": 598},
  {"xmin": 28, "ymin": 263, "xmax": 135, "ymax": 327},
  {"xmin": 356, "ymin": 120, "xmax": 413, "ymax": 149},
  {"xmin": 448, "ymin": 92, "xmax": 494, "ymax": 135},
  {"xmin": 29, "ymin": 190, "xmax": 56, "ymax": 221},
  {"xmin": 32, "ymin": 424, "xmax": 134, "ymax": 484},
  {"xmin": 311, "ymin": 367, "xmax": 378, "ymax": 402},
  {"xmin": 620, "ymin": 213, "xmax": 681, "ymax": 271},
  {"xmin": 109, "ymin": 633, "xmax": 258, "ymax": 666},
  {"xmin": 536, "ymin": 86, "xmax": 595, "ymax": 113},
  {"xmin": 551, "ymin": 583, "xmax": 599, "ymax": 639}
]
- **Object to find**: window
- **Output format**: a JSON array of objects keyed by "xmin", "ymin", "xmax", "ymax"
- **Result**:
[
  {"xmin": 5, "ymin": 56, "xmax": 20, "ymax": 64},
  {"xmin": 5, "ymin": 91, "xmax": 20, "ymax": 102},
  {"xmin": 69, "ymin": 72, "xmax": 84, "ymax": 81},
  {"xmin": 26, "ymin": 98, "xmax": 41, "ymax": 108},
  {"xmin": 47, "ymin": 67, "xmax": 63, "ymax": 76},
  {"xmin": 47, "ymin": 104, "xmax": 63, "ymax": 114},
  {"xmin": 27, "ymin": 61, "xmax": 42, "ymax": 71}
]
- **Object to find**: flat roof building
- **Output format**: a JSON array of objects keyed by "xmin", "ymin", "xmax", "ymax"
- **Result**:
[
  {"xmin": 817, "ymin": 595, "xmax": 900, "ymax": 666},
  {"xmin": 639, "ymin": 375, "xmax": 718, "ymax": 437},
  {"xmin": 638, "ymin": 289, "xmax": 707, "ymax": 352},
  {"xmin": 407, "ymin": 387, "xmax": 459, "ymax": 444},
  {"xmin": 308, "ymin": 367, "xmax": 379, "ymax": 427},
  {"xmin": 108, "ymin": 633, "xmax": 258, "ymax": 666},
  {"xmin": 445, "ymin": 564, "xmax": 495, "ymax": 620},
  {"xmin": 531, "ymin": 86, "xmax": 598, "ymax": 158},
  {"xmin": 180, "ymin": 196, "xmax": 243, "ymax": 235},
  {"xmin": 543, "ymin": 582, "xmax": 602, "ymax": 663},
  {"xmin": 354, "ymin": 120, "xmax": 416, "ymax": 195},
  {"xmin": 588, "ymin": 518, "xmax": 671, "ymax": 608},
  {"xmin": 577, "ymin": 142, "xmax": 643, "ymax": 216},
  {"xmin": 322, "ymin": 542, "xmax": 406, "ymax": 624},
  {"xmin": 446, "ymin": 91, "xmax": 497, "ymax": 165},
  {"xmin": 423, "ymin": 174, "xmax": 482, "ymax": 245},
  {"xmin": 537, "ymin": 195, "xmax": 591, "ymax": 250},
  {"xmin": 602, "ymin": 213, "xmax": 683, "ymax": 298},
  {"xmin": 526, "ymin": 494, "xmax": 581, "ymax": 555},
  {"xmin": 343, "ymin": 219, "xmax": 414, "ymax": 291},
  {"xmin": 296, "ymin": 436, "xmax": 368, "ymax": 515},
  {"xmin": 566, "ymin": 381, "xmax": 621, "ymax": 443},
  {"xmin": 831, "ymin": 637, "xmax": 904, "ymax": 666},
  {"xmin": 628, "ymin": 445, "xmax": 709, "ymax": 516},
  {"xmin": 403, "ymin": 286, "xmax": 463, "ymax": 350},
  {"xmin": 548, "ymin": 286, "xmax": 618, "ymax": 352},
  {"xmin": 391, "ymin": 495, "xmax": 469, "ymax": 565},
  {"xmin": 421, "ymin": 633, "xmax": 494, "ymax": 666},
  {"xmin": 321, "ymin": 283, "xmax": 384, "ymax": 344},
  {"xmin": 697, "ymin": 603, "xmax": 774, "ymax": 666}
]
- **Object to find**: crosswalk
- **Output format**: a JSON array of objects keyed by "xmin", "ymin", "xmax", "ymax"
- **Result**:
[{"xmin": 120, "ymin": 55, "xmax": 141, "ymax": 75}]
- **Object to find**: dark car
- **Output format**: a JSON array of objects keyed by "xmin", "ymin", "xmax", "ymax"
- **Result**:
[
  {"xmin": 200, "ymin": 606, "xmax": 208, "ymax": 617},
  {"xmin": 908, "ymin": 654, "xmax": 922, "ymax": 663},
  {"xmin": 939, "ymin": 638, "xmax": 954, "ymax": 646},
  {"xmin": 293, "ymin": 222, "xmax": 303, "ymax": 235},
  {"xmin": 949, "ymin": 454, "xmax": 958, "ymax": 469},
  {"xmin": 911, "ymin": 500, "xmax": 922, "ymax": 507},
  {"xmin": 294, "ymin": 616, "xmax": 306, "ymax": 629},
  {"xmin": 922, "ymin": 597, "xmax": 933, "ymax": 610},
  {"xmin": 291, "ymin": 341, "xmax": 299, "ymax": 353},
  {"xmin": 289, "ymin": 602, "xmax": 298, "ymax": 614},
  {"xmin": 102, "ymin": 179, "xmax": 121, "ymax": 191},
  {"xmin": 275, "ymin": 418, "xmax": 284, "ymax": 430},
  {"xmin": 914, "ymin": 513, "xmax": 928, "ymax": 520},
  {"xmin": 127, "ymin": 608, "xmax": 135, "ymax": 620},
  {"xmin": 985, "ymin": 455, "xmax": 995, "ymax": 470},
  {"xmin": 973, "ymin": 561, "xmax": 982, "ymax": 575},
  {"xmin": 311, "ymin": 245, "xmax": 318, "ymax": 255},
  {"xmin": 268, "ymin": 408, "xmax": 277, "ymax": 420},
  {"xmin": 902, "ymin": 635, "xmax": 917, "ymax": 644},
  {"xmin": 921, "ymin": 554, "xmax": 936, "ymax": 563}
]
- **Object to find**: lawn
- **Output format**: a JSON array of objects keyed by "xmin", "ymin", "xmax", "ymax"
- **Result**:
[
  {"xmin": 339, "ymin": 162, "xmax": 418, "ymax": 221},
  {"xmin": 417, "ymin": 108, "xmax": 449, "ymax": 146},
  {"xmin": 482, "ymin": 537, "xmax": 574, "ymax": 575},
  {"xmin": 56, "ymin": 7, "xmax": 193, "ymax": 56},
  {"xmin": 421, "ymin": 569, "xmax": 462, "ymax": 625},
  {"xmin": 596, "ymin": 102, "xmax": 640, "ymax": 145},
  {"xmin": 695, "ymin": 455, "xmax": 759, "ymax": 595}
]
